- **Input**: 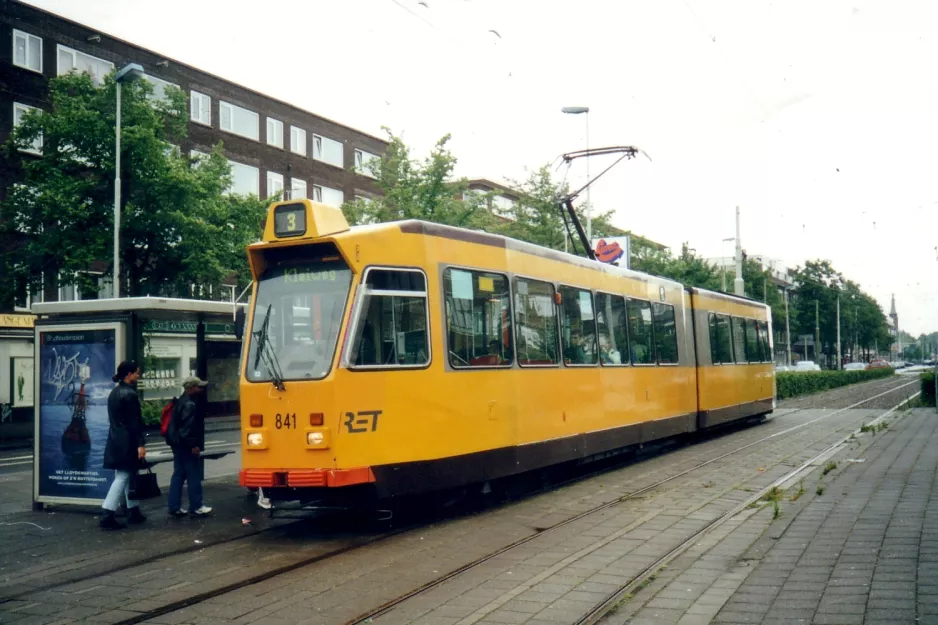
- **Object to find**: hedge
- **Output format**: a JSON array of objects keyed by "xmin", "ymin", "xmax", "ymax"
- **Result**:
[
  {"xmin": 776, "ymin": 367, "xmax": 895, "ymax": 400},
  {"xmin": 141, "ymin": 400, "xmax": 163, "ymax": 427},
  {"xmin": 923, "ymin": 371, "xmax": 936, "ymax": 407}
]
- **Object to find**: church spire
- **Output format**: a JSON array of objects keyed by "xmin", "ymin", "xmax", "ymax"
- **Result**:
[{"xmin": 889, "ymin": 293, "xmax": 897, "ymax": 317}]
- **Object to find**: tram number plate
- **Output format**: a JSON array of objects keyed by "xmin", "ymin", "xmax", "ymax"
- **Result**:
[{"xmin": 275, "ymin": 413, "xmax": 297, "ymax": 429}]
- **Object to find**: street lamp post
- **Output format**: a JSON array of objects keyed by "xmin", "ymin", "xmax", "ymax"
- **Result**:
[
  {"xmin": 721, "ymin": 237, "xmax": 735, "ymax": 292},
  {"xmin": 113, "ymin": 63, "xmax": 145, "ymax": 298},
  {"xmin": 561, "ymin": 106, "xmax": 590, "ymax": 244}
]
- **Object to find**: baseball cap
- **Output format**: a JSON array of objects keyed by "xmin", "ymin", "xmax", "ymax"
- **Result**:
[{"xmin": 182, "ymin": 376, "xmax": 209, "ymax": 389}]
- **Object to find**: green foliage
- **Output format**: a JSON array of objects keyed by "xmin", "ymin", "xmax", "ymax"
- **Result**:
[
  {"xmin": 816, "ymin": 485, "xmax": 825, "ymax": 496},
  {"xmin": 922, "ymin": 371, "xmax": 936, "ymax": 407},
  {"xmin": 1, "ymin": 72, "xmax": 267, "ymax": 305},
  {"xmin": 822, "ymin": 461, "xmax": 837, "ymax": 476},
  {"xmin": 787, "ymin": 261, "xmax": 893, "ymax": 364},
  {"xmin": 343, "ymin": 129, "xmax": 498, "ymax": 232},
  {"xmin": 140, "ymin": 400, "xmax": 162, "ymax": 427},
  {"xmin": 776, "ymin": 367, "xmax": 894, "ymax": 399}
]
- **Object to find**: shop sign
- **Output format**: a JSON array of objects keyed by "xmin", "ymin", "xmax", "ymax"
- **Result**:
[
  {"xmin": 0, "ymin": 314, "xmax": 35, "ymax": 329},
  {"xmin": 143, "ymin": 320, "xmax": 235, "ymax": 335}
]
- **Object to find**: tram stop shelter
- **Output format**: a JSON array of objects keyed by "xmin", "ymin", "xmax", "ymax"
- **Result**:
[{"xmin": 29, "ymin": 297, "xmax": 246, "ymax": 509}]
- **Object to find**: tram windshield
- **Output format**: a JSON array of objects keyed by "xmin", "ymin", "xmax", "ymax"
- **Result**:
[{"xmin": 246, "ymin": 247, "xmax": 352, "ymax": 383}]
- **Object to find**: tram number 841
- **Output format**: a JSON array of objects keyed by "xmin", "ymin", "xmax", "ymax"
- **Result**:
[{"xmin": 275, "ymin": 413, "xmax": 297, "ymax": 429}]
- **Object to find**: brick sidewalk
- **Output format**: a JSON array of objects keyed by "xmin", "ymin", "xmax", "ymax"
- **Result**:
[{"xmin": 615, "ymin": 407, "xmax": 937, "ymax": 625}]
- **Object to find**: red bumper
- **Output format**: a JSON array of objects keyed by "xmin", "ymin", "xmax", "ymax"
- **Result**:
[{"xmin": 239, "ymin": 467, "xmax": 376, "ymax": 488}]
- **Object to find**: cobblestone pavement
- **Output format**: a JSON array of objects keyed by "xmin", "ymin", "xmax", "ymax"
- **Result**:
[{"xmin": 0, "ymin": 376, "xmax": 924, "ymax": 625}]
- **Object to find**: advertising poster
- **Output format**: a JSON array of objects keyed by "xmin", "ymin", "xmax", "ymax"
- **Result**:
[
  {"xmin": 36, "ymin": 326, "xmax": 119, "ymax": 503},
  {"xmin": 12, "ymin": 357, "xmax": 34, "ymax": 408}
]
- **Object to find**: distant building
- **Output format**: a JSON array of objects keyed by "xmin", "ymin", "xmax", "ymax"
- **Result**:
[{"xmin": 1, "ymin": 0, "xmax": 387, "ymax": 311}]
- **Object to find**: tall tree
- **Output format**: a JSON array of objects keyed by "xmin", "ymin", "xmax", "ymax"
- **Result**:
[
  {"xmin": 1, "ymin": 72, "xmax": 267, "ymax": 304},
  {"xmin": 344, "ymin": 130, "xmax": 496, "ymax": 232}
]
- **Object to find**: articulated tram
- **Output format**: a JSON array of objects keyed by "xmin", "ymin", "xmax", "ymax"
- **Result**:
[{"xmin": 238, "ymin": 199, "xmax": 775, "ymax": 506}]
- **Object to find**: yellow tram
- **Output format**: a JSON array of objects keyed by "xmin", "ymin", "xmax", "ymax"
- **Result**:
[{"xmin": 238, "ymin": 199, "xmax": 775, "ymax": 504}]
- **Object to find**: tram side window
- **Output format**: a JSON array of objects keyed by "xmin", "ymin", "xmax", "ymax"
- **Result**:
[
  {"xmin": 596, "ymin": 293, "xmax": 628, "ymax": 365},
  {"xmin": 514, "ymin": 278, "xmax": 560, "ymax": 366},
  {"xmin": 653, "ymin": 303, "xmax": 679, "ymax": 364},
  {"xmin": 757, "ymin": 321, "xmax": 771, "ymax": 363},
  {"xmin": 731, "ymin": 316, "xmax": 747, "ymax": 364},
  {"xmin": 626, "ymin": 298, "xmax": 655, "ymax": 365},
  {"xmin": 350, "ymin": 269, "xmax": 429, "ymax": 367},
  {"xmin": 745, "ymin": 318, "xmax": 760, "ymax": 363},
  {"xmin": 559, "ymin": 286, "xmax": 598, "ymax": 365},
  {"xmin": 443, "ymin": 268, "xmax": 512, "ymax": 368},
  {"xmin": 709, "ymin": 313, "xmax": 733, "ymax": 364}
]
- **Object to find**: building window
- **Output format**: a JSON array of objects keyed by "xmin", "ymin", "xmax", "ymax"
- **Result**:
[
  {"xmin": 354, "ymin": 149, "xmax": 378, "ymax": 178},
  {"xmin": 313, "ymin": 134, "xmax": 344, "ymax": 168},
  {"xmin": 596, "ymin": 292, "xmax": 628, "ymax": 365},
  {"xmin": 653, "ymin": 303, "xmax": 679, "ymax": 364},
  {"xmin": 290, "ymin": 126, "xmax": 307, "ymax": 156},
  {"xmin": 144, "ymin": 75, "xmax": 177, "ymax": 104},
  {"xmin": 226, "ymin": 160, "xmax": 259, "ymax": 196},
  {"xmin": 443, "ymin": 268, "xmax": 513, "ymax": 368},
  {"xmin": 559, "ymin": 286, "xmax": 598, "ymax": 365},
  {"xmin": 290, "ymin": 178, "xmax": 307, "ymax": 200},
  {"xmin": 219, "ymin": 101, "xmax": 259, "ymax": 141},
  {"xmin": 312, "ymin": 184, "xmax": 344, "ymax": 208},
  {"xmin": 56, "ymin": 45, "xmax": 114, "ymax": 86},
  {"xmin": 514, "ymin": 278, "xmax": 559, "ymax": 366},
  {"xmin": 626, "ymin": 298, "xmax": 655, "ymax": 365},
  {"xmin": 267, "ymin": 172, "xmax": 284, "ymax": 199},
  {"xmin": 492, "ymin": 196, "xmax": 516, "ymax": 218},
  {"xmin": 13, "ymin": 29, "xmax": 42, "ymax": 73},
  {"xmin": 350, "ymin": 268, "xmax": 430, "ymax": 368},
  {"xmin": 13, "ymin": 103, "xmax": 42, "ymax": 154},
  {"xmin": 267, "ymin": 118, "xmax": 283, "ymax": 149},
  {"xmin": 709, "ymin": 313, "xmax": 734, "ymax": 364},
  {"xmin": 190, "ymin": 91, "xmax": 211, "ymax": 126}
]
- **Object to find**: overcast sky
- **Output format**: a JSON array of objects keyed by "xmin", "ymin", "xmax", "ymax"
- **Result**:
[{"xmin": 26, "ymin": 0, "xmax": 938, "ymax": 336}]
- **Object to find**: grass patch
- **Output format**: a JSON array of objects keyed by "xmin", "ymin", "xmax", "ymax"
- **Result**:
[
  {"xmin": 790, "ymin": 479, "xmax": 806, "ymax": 502},
  {"xmin": 822, "ymin": 461, "xmax": 837, "ymax": 476},
  {"xmin": 859, "ymin": 423, "xmax": 874, "ymax": 434},
  {"xmin": 816, "ymin": 485, "xmax": 825, "ymax": 496}
]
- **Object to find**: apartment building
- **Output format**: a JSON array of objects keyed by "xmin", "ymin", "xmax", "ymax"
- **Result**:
[{"xmin": 0, "ymin": 0, "xmax": 386, "ymax": 309}]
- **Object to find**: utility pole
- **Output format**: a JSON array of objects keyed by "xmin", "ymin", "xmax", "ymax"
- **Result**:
[
  {"xmin": 815, "ymin": 300, "xmax": 820, "ymax": 364},
  {"xmin": 785, "ymin": 289, "xmax": 792, "ymax": 366},
  {"xmin": 763, "ymin": 277, "xmax": 767, "ymax": 303},
  {"xmin": 836, "ymin": 295, "xmax": 841, "ymax": 370},
  {"xmin": 734, "ymin": 207, "xmax": 744, "ymax": 296}
]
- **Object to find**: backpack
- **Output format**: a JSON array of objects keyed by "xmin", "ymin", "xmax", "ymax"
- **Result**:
[{"xmin": 160, "ymin": 398, "xmax": 176, "ymax": 437}]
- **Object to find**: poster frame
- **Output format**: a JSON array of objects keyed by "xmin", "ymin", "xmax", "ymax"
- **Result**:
[
  {"xmin": 10, "ymin": 356, "xmax": 35, "ymax": 409},
  {"xmin": 33, "ymin": 321, "xmax": 126, "ymax": 507}
]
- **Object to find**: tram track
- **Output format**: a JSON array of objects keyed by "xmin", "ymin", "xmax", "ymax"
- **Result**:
[
  {"xmin": 343, "ymin": 379, "xmax": 920, "ymax": 625},
  {"xmin": 0, "ymin": 376, "xmax": 917, "ymax": 623}
]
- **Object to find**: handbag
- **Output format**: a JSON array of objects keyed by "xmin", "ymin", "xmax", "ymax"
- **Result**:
[{"xmin": 129, "ymin": 464, "xmax": 161, "ymax": 500}]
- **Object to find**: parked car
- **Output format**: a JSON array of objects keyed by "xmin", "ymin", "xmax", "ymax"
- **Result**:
[
  {"xmin": 844, "ymin": 362, "xmax": 867, "ymax": 371},
  {"xmin": 867, "ymin": 359, "xmax": 891, "ymax": 369},
  {"xmin": 794, "ymin": 360, "xmax": 821, "ymax": 372}
]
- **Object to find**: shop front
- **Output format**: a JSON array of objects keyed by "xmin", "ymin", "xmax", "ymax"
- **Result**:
[{"xmin": 0, "ymin": 313, "xmax": 36, "ymax": 439}]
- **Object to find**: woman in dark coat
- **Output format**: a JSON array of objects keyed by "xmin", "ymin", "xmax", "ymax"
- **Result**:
[{"xmin": 100, "ymin": 360, "xmax": 147, "ymax": 530}]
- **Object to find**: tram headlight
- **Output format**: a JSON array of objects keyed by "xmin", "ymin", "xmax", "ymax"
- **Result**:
[
  {"xmin": 247, "ymin": 433, "xmax": 264, "ymax": 447},
  {"xmin": 307, "ymin": 432, "xmax": 324, "ymax": 445}
]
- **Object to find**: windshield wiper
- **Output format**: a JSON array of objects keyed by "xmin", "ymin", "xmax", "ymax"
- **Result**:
[{"xmin": 253, "ymin": 305, "xmax": 286, "ymax": 391}]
